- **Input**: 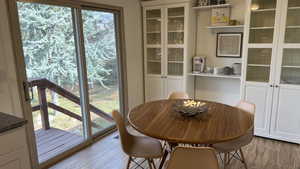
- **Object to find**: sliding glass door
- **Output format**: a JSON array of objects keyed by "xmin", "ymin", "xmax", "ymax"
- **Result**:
[
  {"xmin": 15, "ymin": 0, "xmax": 124, "ymax": 164},
  {"xmin": 82, "ymin": 10, "xmax": 119, "ymax": 134}
]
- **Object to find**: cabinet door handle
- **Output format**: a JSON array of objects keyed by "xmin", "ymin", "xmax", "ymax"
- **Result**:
[
  {"xmin": 270, "ymin": 85, "xmax": 274, "ymax": 87},
  {"xmin": 275, "ymin": 85, "xmax": 279, "ymax": 88}
]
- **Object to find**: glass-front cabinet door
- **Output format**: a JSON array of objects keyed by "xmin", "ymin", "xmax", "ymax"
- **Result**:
[
  {"xmin": 246, "ymin": 0, "xmax": 277, "ymax": 83},
  {"xmin": 145, "ymin": 8, "xmax": 162, "ymax": 75},
  {"xmin": 167, "ymin": 7, "xmax": 184, "ymax": 76},
  {"xmin": 278, "ymin": 0, "xmax": 300, "ymax": 85}
]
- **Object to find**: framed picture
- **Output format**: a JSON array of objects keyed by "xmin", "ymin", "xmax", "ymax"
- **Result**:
[{"xmin": 216, "ymin": 32, "xmax": 243, "ymax": 58}]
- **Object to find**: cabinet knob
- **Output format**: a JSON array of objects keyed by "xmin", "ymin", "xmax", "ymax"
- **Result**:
[{"xmin": 270, "ymin": 85, "xmax": 273, "ymax": 87}]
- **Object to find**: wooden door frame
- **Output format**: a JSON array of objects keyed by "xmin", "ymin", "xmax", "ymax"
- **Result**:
[{"xmin": 5, "ymin": 0, "xmax": 128, "ymax": 168}]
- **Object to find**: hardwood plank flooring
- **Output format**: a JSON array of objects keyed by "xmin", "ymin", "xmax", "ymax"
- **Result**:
[
  {"xmin": 49, "ymin": 130, "xmax": 300, "ymax": 169},
  {"xmin": 35, "ymin": 128, "xmax": 84, "ymax": 163}
]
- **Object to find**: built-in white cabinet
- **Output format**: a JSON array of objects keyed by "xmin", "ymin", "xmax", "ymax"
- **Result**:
[
  {"xmin": 142, "ymin": 0, "xmax": 195, "ymax": 102},
  {"xmin": 0, "ymin": 127, "xmax": 32, "ymax": 169},
  {"xmin": 242, "ymin": 0, "xmax": 300, "ymax": 144}
]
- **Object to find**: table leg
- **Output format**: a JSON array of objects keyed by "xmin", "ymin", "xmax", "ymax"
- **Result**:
[{"xmin": 158, "ymin": 149, "xmax": 169, "ymax": 169}]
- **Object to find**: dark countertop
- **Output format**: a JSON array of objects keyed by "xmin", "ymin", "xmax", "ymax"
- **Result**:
[{"xmin": 0, "ymin": 112, "xmax": 27, "ymax": 134}]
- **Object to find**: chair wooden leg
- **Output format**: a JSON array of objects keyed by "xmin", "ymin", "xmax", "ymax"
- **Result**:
[
  {"xmin": 158, "ymin": 150, "xmax": 169, "ymax": 169},
  {"xmin": 150, "ymin": 159, "xmax": 157, "ymax": 169},
  {"xmin": 147, "ymin": 159, "xmax": 153, "ymax": 169},
  {"xmin": 239, "ymin": 148, "xmax": 248, "ymax": 169},
  {"xmin": 223, "ymin": 153, "xmax": 229, "ymax": 169},
  {"xmin": 126, "ymin": 156, "xmax": 132, "ymax": 169}
]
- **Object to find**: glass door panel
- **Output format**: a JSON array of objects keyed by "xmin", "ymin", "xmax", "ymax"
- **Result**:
[
  {"xmin": 82, "ymin": 10, "xmax": 119, "ymax": 134},
  {"xmin": 285, "ymin": 3, "xmax": 300, "ymax": 43},
  {"xmin": 167, "ymin": 7, "xmax": 184, "ymax": 76},
  {"xmin": 17, "ymin": 2, "xmax": 84, "ymax": 163},
  {"xmin": 246, "ymin": 48, "xmax": 272, "ymax": 82},
  {"xmin": 147, "ymin": 48, "xmax": 162, "ymax": 74},
  {"xmin": 146, "ymin": 9, "xmax": 162, "ymax": 75},
  {"xmin": 248, "ymin": 48, "xmax": 272, "ymax": 65},
  {"xmin": 249, "ymin": 0, "xmax": 276, "ymax": 44},
  {"xmin": 168, "ymin": 7, "xmax": 184, "ymax": 45},
  {"xmin": 288, "ymin": 0, "xmax": 300, "ymax": 7},
  {"xmin": 280, "ymin": 49, "xmax": 300, "ymax": 85},
  {"xmin": 167, "ymin": 48, "xmax": 183, "ymax": 76},
  {"xmin": 246, "ymin": 66, "xmax": 270, "ymax": 82},
  {"xmin": 251, "ymin": 0, "xmax": 276, "ymax": 10},
  {"xmin": 146, "ymin": 9, "xmax": 162, "ymax": 45}
]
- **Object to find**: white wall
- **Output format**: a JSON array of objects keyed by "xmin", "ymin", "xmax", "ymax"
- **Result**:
[
  {"xmin": 0, "ymin": 0, "xmax": 143, "ymax": 118},
  {"xmin": 195, "ymin": 0, "xmax": 246, "ymax": 105},
  {"xmin": 0, "ymin": 0, "xmax": 23, "ymax": 117}
]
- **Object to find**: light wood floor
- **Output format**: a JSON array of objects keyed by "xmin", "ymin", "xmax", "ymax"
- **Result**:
[{"xmin": 50, "ymin": 131, "xmax": 300, "ymax": 169}]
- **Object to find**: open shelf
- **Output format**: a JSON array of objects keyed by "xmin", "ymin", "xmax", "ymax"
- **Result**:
[
  {"xmin": 193, "ymin": 4, "xmax": 231, "ymax": 10},
  {"xmin": 167, "ymin": 44, "xmax": 184, "ymax": 48},
  {"xmin": 146, "ymin": 44, "xmax": 161, "ymax": 48},
  {"xmin": 250, "ymin": 27, "xmax": 274, "ymax": 30},
  {"xmin": 147, "ymin": 31, "xmax": 161, "ymax": 34},
  {"xmin": 282, "ymin": 65, "xmax": 300, "ymax": 68},
  {"xmin": 189, "ymin": 73, "xmax": 241, "ymax": 79},
  {"xmin": 146, "ymin": 17, "xmax": 161, "ymax": 20},
  {"xmin": 147, "ymin": 60, "xmax": 161, "ymax": 63},
  {"xmin": 168, "ymin": 61, "xmax": 183, "ymax": 63},
  {"xmin": 251, "ymin": 8, "xmax": 276, "ymax": 12},
  {"xmin": 168, "ymin": 30, "xmax": 184, "ymax": 33},
  {"xmin": 286, "ymin": 26, "xmax": 300, "ymax": 29},
  {"xmin": 168, "ymin": 15, "xmax": 184, "ymax": 18},
  {"xmin": 288, "ymin": 7, "xmax": 300, "ymax": 10},
  {"xmin": 207, "ymin": 25, "xmax": 244, "ymax": 29},
  {"xmin": 248, "ymin": 64, "xmax": 270, "ymax": 67}
]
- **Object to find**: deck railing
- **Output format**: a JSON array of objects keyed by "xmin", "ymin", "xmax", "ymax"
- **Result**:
[{"xmin": 28, "ymin": 78, "xmax": 113, "ymax": 130}]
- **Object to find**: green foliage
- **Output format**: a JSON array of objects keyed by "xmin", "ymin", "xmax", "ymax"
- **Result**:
[{"xmin": 17, "ymin": 2, "xmax": 118, "ymax": 88}]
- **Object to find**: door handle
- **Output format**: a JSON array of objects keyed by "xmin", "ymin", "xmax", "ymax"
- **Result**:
[{"xmin": 23, "ymin": 81, "xmax": 30, "ymax": 101}]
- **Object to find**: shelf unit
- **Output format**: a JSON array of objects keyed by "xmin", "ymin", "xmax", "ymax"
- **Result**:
[
  {"xmin": 207, "ymin": 25, "xmax": 244, "ymax": 29},
  {"xmin": 242, "ymin": 0, "xmax": 300, "ymax": 144},
  {"xmin": 192, "ymin": 4, "xmax": 231, "ymax": 10},
  {"xmin": 189, "ymin": 73, "xmax": 241, "ymax": 79},
  {"xmin": 142, "ymin": 1, "xmax": 196, "ymax": 102}
]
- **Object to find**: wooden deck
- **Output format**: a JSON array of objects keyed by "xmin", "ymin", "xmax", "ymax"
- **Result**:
[{"xmin": 35, "ymin": 128, "xmax": 84, "ymax": 163}]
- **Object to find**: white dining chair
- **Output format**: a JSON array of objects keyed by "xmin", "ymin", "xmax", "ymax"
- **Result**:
[
  {"xmin": 165, "ymin": 147, "xmax": 220, "ymax": 169},
  {"xmin": 168, "ymin": 92, "xmax": 189, "ymax": 100},
  {"xmin": 212, "ymin": 100, "xmax": 255, "ymax": 169},
  {"xmin": 112, "ymin": 110, "xmax": 163, "ymax": 169}
]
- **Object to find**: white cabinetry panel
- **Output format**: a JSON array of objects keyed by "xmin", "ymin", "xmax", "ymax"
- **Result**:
[
  {"xmin": 145, "ymin": 76, "xmax": 164, "ymax": 102},
  {"xmin": 244, "ymin": 84, "xmax": 273, "ymax": 136},
  {"xmin": 165, "ymin": 77, "xmax": 184, "ymax": 98},
  {"xmin": 0, "ymin": 127, "xmax": 31, "ymax": 169},
  {"xmin": 270, "ymin": 87, "xmax": 300, "ymax": 143}
]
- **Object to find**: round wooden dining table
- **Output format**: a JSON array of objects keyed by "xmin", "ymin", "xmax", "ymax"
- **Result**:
[{"xmin": 128, "ymin": 99, "xmax": 254, "ymax": 169}]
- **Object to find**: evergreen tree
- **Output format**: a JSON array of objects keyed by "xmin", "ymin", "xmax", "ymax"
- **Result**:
[{"xmin": 17, "ymin": 2, "xmax": 117, "ymax": 90}]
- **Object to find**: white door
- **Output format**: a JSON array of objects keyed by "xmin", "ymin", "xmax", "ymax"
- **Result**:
[
  {"xmin": 145, "ymin": 76, "xmax": 164, "ymax": 102},
  {"xmin": 165, "ymin": 77, "xmax": 184, "ymax": 98},
  {"xmin": 244, "ymin": 83, "xmax": 274, "ymax": 137},
  {"xmin": 270, "ymin": 87, "xmax": 300, "ymax": 144},
  {"xmin": 269, "ymin": 0, "xmax": 300, "ymax": 144}
]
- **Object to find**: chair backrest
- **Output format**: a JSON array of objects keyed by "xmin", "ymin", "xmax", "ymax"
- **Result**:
[
  {"xmin": 236, "ymin": 101, "xmax": 255, "ymax": 143},
  {"xmin": 236, "ymin": 100, "xmax": 255, "ymax": 114},
  {"xmin": 166, "ymin": 147, "xmax": 220, "ymax": 169},
  {"xmin": 112, "ymin": 110, "xmax": 134, "ymax": 155},
  {"xmin": 168, "ymin": 92, "xmax": 189, "ymax": 100}
]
